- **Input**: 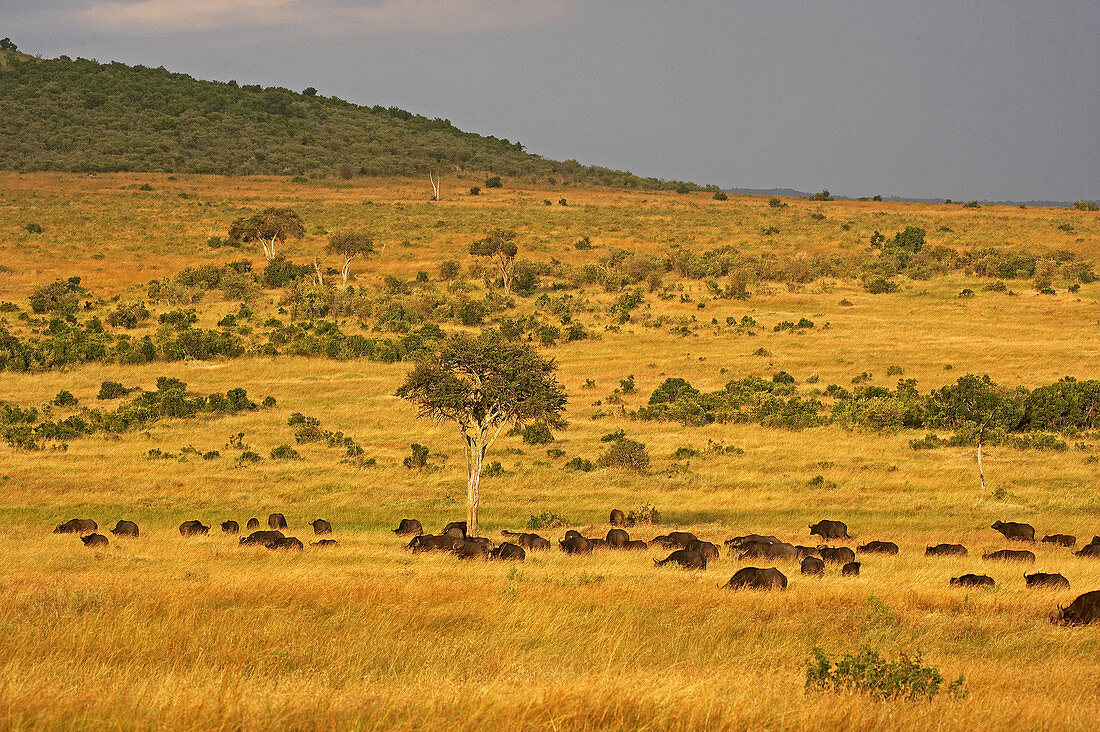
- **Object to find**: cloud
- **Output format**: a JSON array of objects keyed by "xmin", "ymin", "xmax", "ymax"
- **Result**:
[{"xmin": 76, "ymin": 0, "xmax": 581, "ymax": 34}]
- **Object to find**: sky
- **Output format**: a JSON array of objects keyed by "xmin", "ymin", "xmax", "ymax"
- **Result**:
[{"xmin": 3, "ymin": 0, "xmax": 1098, "ymax": 201}]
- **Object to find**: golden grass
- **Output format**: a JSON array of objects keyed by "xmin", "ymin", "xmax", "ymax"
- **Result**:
[{"xmin": 0, "ymin": 174, "xmax": 1098, "ymax": 730}]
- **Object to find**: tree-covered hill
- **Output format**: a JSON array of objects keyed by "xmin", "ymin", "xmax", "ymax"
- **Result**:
[{"xmin": 0, "ymin": 45, "xmax": 680, "ymax": 187}]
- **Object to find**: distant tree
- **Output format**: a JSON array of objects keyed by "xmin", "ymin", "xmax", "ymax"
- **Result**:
[
  {"xmin": 396, "ymin": 330, "xmax": 567, "ymax": 537},
  {"xmin": 428, "ymin": 167, "xmax": 441, "ymax": 201},
  {"xmin": 809, "ymin": 189, "xmax": 834, "ymax": 201},
  {"xmin": 469, "ymin": 228, "xmax": 519, "ymax": 294},
  {"xmin": 326, "ymin": 230, "xmax": 380, "ymax": 286},
  {"xmin": 484, "ymin": 176, "xmax": 502, "ymax": 188},
  {"xmin": 469, "ymin": 186, "xmax": 481, "ymax": 196},
  {"xmin": 302, "ymin": 87, "xmax": 318, "ymax": 97},
  {"xmin": 1073, "ymin": 201, "xmax": 1099, "ymax": 211},
  {"xmin": 713, "ymin": 191, "xmax": 728, "ymax": 201},
  {"xmin": 0, "ymin": 38, "xmax": 17, "ymax": 53},
  {"xmin": 228, "ymin": 207, "xmax": 305, "ymax": 261}
]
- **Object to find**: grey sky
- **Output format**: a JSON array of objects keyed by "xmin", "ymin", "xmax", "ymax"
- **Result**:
[{"xmin": 4, "ymin": 0, "xmax": 1098, "ymax": 200}]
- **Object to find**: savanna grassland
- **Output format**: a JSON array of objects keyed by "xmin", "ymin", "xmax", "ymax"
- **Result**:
[{"xmin": 1, "ymin": 173, "xmax": 1099, "ymax": 731}]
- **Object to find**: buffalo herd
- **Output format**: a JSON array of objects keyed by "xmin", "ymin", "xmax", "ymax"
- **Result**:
[{"xmin": 50, "ymin": 511, "xmax": 1098, "ymax": 625}]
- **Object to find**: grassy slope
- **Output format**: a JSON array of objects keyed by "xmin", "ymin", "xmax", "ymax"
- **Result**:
[{"xmin": 0, "ymin": 175, "xmax": 1098, "ymax": 730}]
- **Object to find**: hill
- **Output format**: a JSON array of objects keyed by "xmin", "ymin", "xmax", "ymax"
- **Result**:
[{"xmin": 0, "ymin": 46, "xmax": 682, "ymax": 187}]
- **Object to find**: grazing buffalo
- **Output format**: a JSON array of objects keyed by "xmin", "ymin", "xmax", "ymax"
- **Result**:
[
  {"xmin": 559, "ymin": 536, "xmax": 593, "ymax": 555},
  {"xmin": 563, "ymin": 529, "xmax": 584, "ymax": 542},
  {"xmin": 240, "ymin": 530, "xmax": 285, "ymax": 548},
  {"xmin": 991, "ymin": 520, "xmax": 1035, "ymax": 542},
  {"xmin": 983, "ymin": 549, "xmax": 1035, "ymax": 562},
  {"xmin": 443, "ymin": 521, "xmax": 468, "ymax": 538},
  {"xmin": 1025, "ymin": 572, "xmax": 1069, "ymax": 589},
  {"xmin": 454, "ymin": 539, "xmax": 492, "ymax": 560},
  {"xmin": 950, "ymin": 574, "xmax": 995, "ymax": 588},
  {"xmin": 408, "ymin": 535, "xmax": 465, "ymax": 553},
  {"xmin": 268, "ymin": 513, "xmax": 288, "ymax": 530},
  {"xmin": 110, "ymin": 520, "xmax": 139, "ymax": 537},
  {"xmin": 809, "ymin": 520, "xmax": 850, "ymax": 541},
  {"xmin": 654, "ymin": 549, "xmax": 707, "ymax": 570},
  {"xmin": 501, "ymin": 531, "xmax": 552, "ymax": 550},
  {"xmin": 800, "ymin": 556, "xmax": 825, "ymax": 576},
  {"xmin": 587, "ymin": 537, "xmax": 610, "ymax": 549},
  {"xmin": 651, "ymin": 532, "xmax": 699, "ymax": 550},
  {"xmin": 794, "ymin": 546, "xmax": 819, "ymax": 560},
  {"xmin": 221, "ymin": 520, "xmax": 239, "ymax": 535},
  {"xmin": 1075, "ymin": 544, "xmax": 1100, "ymax": 559},
  {"xmin": 311, "ymin": 539, "xmax": 339, "ymax": 548},
  {"xmin": 842, "ymin": 561, "xmax": 861, "ymax": 577},
  {"xmin": 310, "ymin": 519, "xmax": 332, "ymax": 535},
  {"xmin": 1041, "ymin": 534, "xmax": 1076, "ymax": 548},
  {"xmin": 606, "ymin": 528, "xmax": 630, "ymax": 548},
  {"xmin": 858, "ymin": 541, "xmax": 898, "ymax": 555},
  {"xmin": 81, "ymin": 533, "xmax": 109, "ymax": 548},
  {"xmin": 179, "ymin": 520, "xmax": 209, "ymax": 537},
  {"xmin": 623, "ymin": 540, "xmax": 649, "ymax": 551},
  {"xmin": 270, "ymin": 536, "xmax": 303, "ymax": 551},
  {"xmin": 610, "ymin": 509, "xmax": 626, "ymax": 527},
  {"xmin": 1051, "ymin": 590, "xmax": 1100, "ymax": 626},
  {"xmin": 926, "ymin": 543, "xmax": 968, "ymax": 557},
  {"xmin": 819, "ymin": 546, "xmax": 856, "ymax": 564},
  {"xmin": 393, "ymin": 519, "xmax": 424, "ymax": 536},
  {"xmin": 492, "ymin": 543, "xmax": 526, "ymax": 561},
  {"xmin": 687, "ymin": 540, "xmax": 720, "ymax": 562},
  {"xmin": 1087, "ymin": 537, "xmax": 1100, "ymax": 548},
  {"xmin": 725, "ymin": 534, "xmax": 780, "ymax": 549},
  {"xmin": 738, "ymin": 540, "xmax": 798, "ymax": 562},
  {"xmin": 721, "ymin": 567, "xmax": 787, "ymax": 590},
  {"xmin": 54, "ymin": 518, "xmax": 97, "ymax": 534},
  {"xmin": 246, "ymin": 518, "xmax": 260, "ymax": 530}
]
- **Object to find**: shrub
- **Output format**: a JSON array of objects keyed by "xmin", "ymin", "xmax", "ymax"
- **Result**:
[
  {"xmin": 805, "ymin": 647, "xmax": 964, "ymax": 701},
  {"xmin": 236, "ymin": 450, "xmax": 263, "ymax": 465},
  {"xmin": 527, "ymin": 511, "xmax": 569, "ymax": 529},
  {"xmin": 863, "ymin": 276, "xmax": 899, "ymax": 294},
  {"xmin": 202, "ymin": 450, "xmax": 220, "ymax": 460},
  {"xmin": 262, "ymin": 257, "xmax": 313, "ymax": 288},
  {"xmin": 521, "ymin": 423, "xmax": 554, "ymax": 445},
  {"xmin": 626, "ymin": 502, "xmax": 661, "ymax": 525},
  {"xmin": 469, "ymin": 186, "xmax": 481, "ymax": 196},
  {"xmin": 712, "ymin": 191, "xmax": 728, "ymax": 201},
  {"xmin": 807, "ymin": 475, "xmax": 837, "ymax": 489},
  {"xmin": 106, "ymin": 302, "xmax": 150, "ymax": 329},
  {"xmin": 958, "ymin": 289, "xmax": 975, "ymax": 298},
  {"xmin": 403, "ymin": 443, "xmax": 429, "ymax": 469},
  {"xmin": 574, "ymin": 237, "xmax": 594, "ymax": 250},
  {"xmin": 97, "ymin": 380, "xmax": 134, "ymax": 399},
  {"xmin": 768, "ymin": 197, "xmax": 787, "ymax": 208},
  {"xmin": 600, "ymin": 428, "xmax": 626, "ymax": 442},
  {"xmin": 772, "ymin": 371, "xmax": 795, "ymax": 385},
  {"xmin": 30, "ymin": 277, "xmax": 86, "ymax": 316},
  {"xmin": 262, "ymin": 396, "xmax": 277, "ymax": 408},
  {"xmin": 270, "ymin": 444, "xmax": 302, "ymax": 460},
  {"xmin": 670, "ymin": 446, "xmax": 697, "ymax": 459},
  {"xmin": 52, "ymin": 390, "xmax": 78, "ymax": 407},
  {"xmin": 25, "ymin": 222, "xmax": 43, "ymax": 234},
  {"xmin": 564, "ymin": 457, "xmax": 595, "ymax": 472},
  {"xmin": 963, "ymin": 200, "xmax": 981, "ymax": 209},
  {"xmin": 484, "ymin": 176, "xmax": 503, "ymax": 188},
  {"xmin": 809, "ymin": 189, "xmax": 833, "ymax": 201},
  {"xmin": 1072, "ymin": 201, "xmax": 1098, "ymax": 211},
  {"xmin": 484, "ymin": 460, "xmax": 504, "ymax": 477},
  {"xmin": 597, "ymin": 437, "xmax": 650, "ymax": 473},
  {"xmin": 886, "ymin": 365, "xmax": 904, "ymax": 376},
  {"xmin": 439, "ymin": 260, "xmax": 461, "ymax": 280}
]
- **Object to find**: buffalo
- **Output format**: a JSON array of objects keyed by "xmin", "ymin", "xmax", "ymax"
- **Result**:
[
  {"xmin": 610, "ymin": 508, "xmax": 626, "ymax": 526},
  {"xmin": 809, "ymin": 520, "xmax": 850, "ymax": 541},
  {"xmin": 654, "ymin": 549, "xmax": 707, "ymax": 570},
  {"xmin": 650, "ymin": 532, "xmax": 699, "ymax": 550},
  {"xmin": 800, "ymin": 556, "xmax": 825, "ymax": 576},
  {"xmin": 794, "ymin": 545, "xmax": 819, "ymax": 560},
  {"xmin": 246, "ymin": 518, "xmax": 260, "ymax": 530},
  {"xmin": 983, "ymin": 549, "xmax": 1035, "ymax": 562},
  {"xmin": 81, "ymin": 533, "xmax": 109, "ymax": 548},
  {"xmin": 687, "ymin": 540, "xmax": 720, "ymax": 562},
  {"xmin": 950, "ymin": 574, "xmax": 995, "ymax": 588},
  {"xmin": 408, "ymin": 535, "xmax": 465, "ymax": 553},
  {"xmin": 311, "ymin": 539, "xmax": 339, "ymax": 548},
  {"xmin": 721, "ymin": 567, "xmax": 787, "ymax": 590},
  {"xmin": 926, "ymin": 543, "xmax": 967, "ymax": 557},
  {"xmin": 268, "ymin": 513, "xmax": 288, "ymax": 530},
  {"xmin": 725, "ymin": 534, "xmax": 780, "ymax": 549},
  {"xmin": 1041, "ymin": 534, "xmax": 1076, "ymax": 548},
  {"xmin": 54, "ymin": 518, "xmax": 97, "ymax": 534},
  {"xmin": 623, "ymin": 540, "xmax": 649, "ymax": 551},
  {"xmin": 1025, "ymin": 572, "xmax": 1069, "ymax": 589},
  {"xmin": 842, "ymin": 561, "xmax": 861, "ymax": 577},
  {"xmin": 1074, "ymin": 544, "xmax": 1100, "ymax": 559},
  {"xmin": 563, "ymin": 529, "xmax": 584, "ymax": 541},
  {"xmin": 454, "ymin": 539, "xmax": 492, "ymax": 560},
  {"xmin": 110, "ymin": 520, "xmax": 139, "ymax": 537},
  {"xmin": 179, "ymin": 520, "xmax": 209, "ymax": 537},
  {"xmin": 1051, "ymin": 590, "xmax": 1100, "ymax": 626},
  {"xmin": 310, "ymin": 519, "xmax": 332, "ymax": 535},
  {"xmin": 270, "ymin": 536, "xmax": 303, "ymax": 551},
  {"xmin": 492, "ymin": 542, "xmax": 526, "ymax": 561},
  {"xmin": 240, "ymin": 530, "xmax": 285, "ymax": 548},
  {"xmin": 393, "ymin": 519, "xmax": 424, "ymax": 536},
  {"xmin": 991, "ymin": 520, "xmax": 1035, "ymax": 542},
  {"xmin": 738, "ymin": 540, "xmax": 798, "ymax": 562},
  {"xmin": 587, "ymin": 537, "xmax": 610, "ymax": 549},
  {"xmin": 221, "ymin": 520, "xmax": 239, "ymax": 535},
  {"xmin": 819, "ymin": 546, "xmax": 856, "ymax": 564},
  {"xmin": 443, "ymin": 521, "xmax": 468, "ymax": 538},
  {"xmin": 858, "ymin": 541, "xmax": 898, "ymax": 555},
  {"xmin": 559, "ymin": 536, "xmax": 593, "ymax": 554},
  {"xmin": 501, "ymin": 530, "xmax": 552, "ymax": 550},
  {"xmin": 606, "ymin": 528, "xmax": 630, "ymax": 548}
]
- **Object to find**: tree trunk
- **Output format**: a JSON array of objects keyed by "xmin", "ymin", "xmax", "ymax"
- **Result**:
[
  {"xmin": 977, "ymin": 440, "xmax": 985, "ymax": 492},
  {"xmin": 466, "ymin": 438, "xmax": 484, "ymax": 537},
  {"xmin": 341, "ymin": 256, "xmax": 352, "ymax": 286}
]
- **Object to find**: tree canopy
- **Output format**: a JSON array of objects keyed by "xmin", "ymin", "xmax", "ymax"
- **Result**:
[{"xmin": 228, "ymin": 207, "xmax": 305, "ymax": 260}]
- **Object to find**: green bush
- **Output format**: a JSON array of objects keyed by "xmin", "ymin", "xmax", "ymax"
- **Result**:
[
  {"xmin": 468, "ymin": 186, "xmax": 481, "ymax": 196},
  {"xmin": 24, "ymin": 222, "xmax": 43, "ymax": 234},
  {"xmin": 29, "ymin": 277, "xmax": 86, "ymax": 316},
  {"xmin": 484, "ymin": 460, "xmax": 504, "ymax": 477},
  {"xmin": 521, "ymin": 423, "xmax": 554, "ymax": 445},
  {"xmin": 626, "ymin": 502, "xmax": 661, "ymax": 525},
  {"xmin": 597, "ymin": 437, "xmax": 650, "ymax": 473},
  {"xmin": 564, "ymin": 457, "xmax": 595, "ymax": 472},
  {"xmin": 403, "ymin": 443, "xmax": 429, "ymax": 469},
  {"xmin": 484, "ymin": 176, "xmax": 503, "ymax": 188},
  {"xmin": 527, "ymin": 511, "xmax": 569, "ymax": 529},
  {"xmin": 712, "ymin": 191, "xmax": 728, "ymax": 201},
  {"xmin": 106, "ymin": 302, "xmax": 150, "ymax": 328},
  {"xmin": 97, "ymin": 381, "xmax": 133, "ymax": 399},
  {"xmin": 1072, "ymin": 201, "xmax": 1098, "ymax": 211},
  {"xmin": 52, "ymin": 390, "xmax": 78, "ymax": 407},
  {"xmin": 270, "ymin": 444, "xmax": 302, "ymax": 460},
  {"xmin": 805, "ymin": 647, "xmax": 964, "ymax": 700}
]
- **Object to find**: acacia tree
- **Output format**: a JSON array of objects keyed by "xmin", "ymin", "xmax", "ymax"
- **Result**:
[
  {"xmin": 396, "ymin": 329, "xmax": 567, "ymax": 537},
  {"xmin": 928, "ymin": 374, "xmax": 1023, "ymax": 491},
  {"xmin": 326, "ymin": 231, "xmax": 381, "ymax": 286},
  {"xmin": 469, "ymin": 228, "xmax": 519, "ymax": 294},
  {"xmin": 228, "ymin": 207, "xmax": 305, "ymax": 261}
]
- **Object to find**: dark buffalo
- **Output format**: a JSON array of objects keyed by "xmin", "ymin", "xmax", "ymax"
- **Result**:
[
  {"xmin": 393, "ymin": 518, "xmax": 424, "ymax": 536},
  {"xmin": 54, "ymin": 518, "xmax": 97, "ymax": 534},
  {"xmin": 809, "ymin": 520, "xmax": 850, "ymax": 541},
  {"xmin": 991, "ymin": 520, "xmax": 1035, "ymax": 542},
  {"xmin": 926, "ymin": 543, "xmax": 967, "ymax": 557},
  {"xmin": 951, "ymin": 574, "xmax": 995, "ymax": 588},
  {"xmin": 563, "ymin": 529, "xmax": 584, "ymax": 542},
  {"xmin": 221, "ymin": 520, "xmax": 239, "ymax": 535},
  {"xmin": 268, "ymin": 513, "xmax": 288, "ymax": 530},
  {"xmin": 651, "ymin": 532, "xmax": 699, "ymax": 550},
  {"xmin": 725, "ymin": 534, "xmax": 780, "ymax": 549},
  {"xmin": 246, "ymin": 518, "xmax": 260, "ymax": 530},
  {"xmin": 110, "ymin": 520, "xmax": 139, "ymax": 537},
  {"xmin": 858, "ymin": 541, "xmax": 898, "ymax": 555},
  {"xmin": 983, "ymin": 549, "xmax": 1035, "ymax": 562},
  {"xmin": 1051, "ymin": 590, "xmax": 1100, "ymax": 626},
  {"xmin": 270, "ymin": 536, "xmax": 303, "ymax": 551},
  {"xmin": 311, "ymin": 539, "xmax": 339, "ymax": 548},
  {"xmin": 721, "ymin": 567, "xmax": 787, "ymax": 590},
  {"xmin": 443, "ymin": 526, "xmax": 465, "ymax": 539},
  {"xmin": 842, "ymin": 561, "xmax": 861, "ymax": 576},
  {"xmin": 623, "ymin": 540, "xmax": 649, "ymax": 551},
  {"xmin": 443, "ymin": 521, "xmax": 468, "ymax": 538},
  {"xmin": 179, "ymin": 520, "xmax": 209, "ymax": 537},
  {"xmin": 687, "ymin": 540, "xmax": 720, "ymax": 562},
  {"xmin": 819, "ymin": 546, "xmax": 856, "ymax": 564},
  {"xmin": 606, "ymin": 528, "xmax": 630, "ymax": 548},
  {"xmin": 610, "ymin": 509, "xmax": 626, "ymax": 527},
  {"xmin": 492, "ymin": 542, "xmax": 526, "ymax": 561},
  {"xmin": 1025, "ymin": 572, "xmax": 1069, "ymax": 589},
  {"xmin": 1041, "ymin": 534, "xmax": 1076, "ymax": 548},
  {"xmin": 587, "ymin": 537, "xmax": 610, "ymax": 549},
  {"xmin": 501, "ymin": 530, "xmax": 552, "ymax": 550},
  {"xmin": 739, "ymin": 540, "xmax": 798, "ymax": 562},
  {"xmin": 408, "ymin": 535, "xmax": 465, "ymax": 553},
  {"xmin": 1075, "ymin": 544, "xmax": 1100, "ymax": 559},
  {"xmin": 794, "ymin": 545, "xmax": 819, "ymax": 560},
  {"xmin": 1087, "ymin": 536, "xmax": 1100, "ymax": 548},
  {"xmin": 454, "ymin": 539, "xmax": 492, "ymax": 560},
  {"xmin": 559, "ymin": 536, "xmax": 593, "ymax": 554},
  {"xmin": 800, "ymin": 556, "xmax": 825, "ymax": 576},
  {"xmin": 240, "ymin": 530, "xmax": 285, "ymax": 548},
  {"xmin": 310, "ymin": 519, "xmax": 332, "ymax": 535},
  {"xmin": 654, "ymin": 549, "xmax": 707, "ymax": 570},
  {"xmin": 81, "ymin": 533, "xmax": 109, "ymax": 548}
]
